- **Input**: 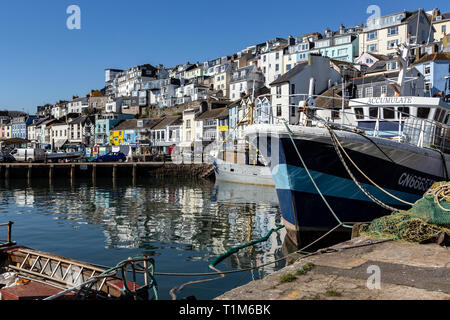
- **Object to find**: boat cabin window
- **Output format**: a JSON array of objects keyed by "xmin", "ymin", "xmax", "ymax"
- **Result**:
[
  {"xmin": 417, "ymin": 107, "xmax": 430, "ymax": 119},
  {"xmin": 434, "ymin": 108, "xmax": 442, "ymax": 121},
  {"xmin": 446, "ymin": 114, "xmax": 450, "ymax": 125},
  {"xmin": 438, "ymin": 110, "xmax": 446, "ymax": 123},
  {"xmin": 354, "ymin": 108, "xmax": 364, "ymax": 119},
  {"xmin": 369, "ymin": 107, "xmax": 378, "ymax": 119},
  {"xmin": 398, "ymin": 107, "xmax": 410, "ymax": 118},
  {"xmin": 383, "ymin": 107, "xmax": 395, "ymax": 119}
]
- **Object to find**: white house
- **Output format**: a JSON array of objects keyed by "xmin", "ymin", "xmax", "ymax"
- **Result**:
[
  {"xmin": 229, "ymin": 64, "xmax": 265, "ymax": 101},
  {"xmin": 269, "ymin": 54, "xmax": 342, "ymax": 124}
]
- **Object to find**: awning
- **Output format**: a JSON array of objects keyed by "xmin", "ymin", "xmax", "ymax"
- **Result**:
[
  {"xmin": 178, "ymin": 141, "xmax": 193, "ymax": 148},
  {"xmin": 54, "ymin": 139, "xmax": 67, "ymax": 148}
]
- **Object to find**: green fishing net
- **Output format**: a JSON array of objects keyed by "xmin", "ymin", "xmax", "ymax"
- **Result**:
[{"xmin": 360, "ymin": 182, "xmax": 450, "ymax": 243}]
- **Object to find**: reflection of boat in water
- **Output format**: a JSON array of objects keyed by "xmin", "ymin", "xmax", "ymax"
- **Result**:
[{"xmin": 213, "ymin": 179, "xmax": 278, "ymax": 205}]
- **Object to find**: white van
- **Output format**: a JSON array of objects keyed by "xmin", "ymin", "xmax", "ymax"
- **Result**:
[{"xmin": 10, "ymin": 148, "xmax": 46, "ymax": 162}]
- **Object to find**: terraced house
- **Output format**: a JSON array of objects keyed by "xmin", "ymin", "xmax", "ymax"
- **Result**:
[{"xmin": 359, "ymin": 9, "xmax": 435, "ymax": 56}]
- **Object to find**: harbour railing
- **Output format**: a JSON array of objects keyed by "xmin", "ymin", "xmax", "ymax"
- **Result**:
[{"xmin": 252, "ymin": 93, "xmax": 450, "ymax": 155}]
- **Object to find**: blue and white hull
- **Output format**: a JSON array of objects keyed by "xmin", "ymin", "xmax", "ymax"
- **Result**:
[{"xmin": 245, "ymin": 124, "xmax": 449, "ymax": 242}]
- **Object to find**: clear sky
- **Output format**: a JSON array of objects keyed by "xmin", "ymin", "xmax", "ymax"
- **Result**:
[{"xmin": 0, "ymin": 0, "xmax": 448, "ymax": 113}]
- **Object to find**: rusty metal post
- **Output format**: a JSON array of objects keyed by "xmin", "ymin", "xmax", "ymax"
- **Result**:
[{"xmin": 7, "ymin": 221, "xmax": 13, "ymax": 244}]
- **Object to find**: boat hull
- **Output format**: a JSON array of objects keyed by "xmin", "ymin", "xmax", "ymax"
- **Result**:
[
  {"xmin": 213, "ymin": 159, "xmax": 275, "ymax": 187},
  {"xmin": 245, "ymin": 125, "xmax": 448, "ymax": 239}
]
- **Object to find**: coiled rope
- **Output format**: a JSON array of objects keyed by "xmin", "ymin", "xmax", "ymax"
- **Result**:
[{"xmin": 425, "ymin": 182, "xmax": 450, "ymax": 212}]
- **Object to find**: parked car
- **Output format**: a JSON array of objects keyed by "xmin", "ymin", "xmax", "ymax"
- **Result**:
[
  {"xmin": 0, "ymin": 153, "xmax": 15, "ymax": 163},
  {"xmin": 92, "ymin": 152, "xmax": 126, "ymax": 162}
]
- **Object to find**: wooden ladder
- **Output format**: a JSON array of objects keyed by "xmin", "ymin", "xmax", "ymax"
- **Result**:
[{"xmin": 7, "ymin": 248, "xmax": 108, "ymax": 293}]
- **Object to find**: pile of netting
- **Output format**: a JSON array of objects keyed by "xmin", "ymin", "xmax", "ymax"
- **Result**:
[{"xmin": 360, "ymin": 182, "xmax": 450, "ymax": 244}]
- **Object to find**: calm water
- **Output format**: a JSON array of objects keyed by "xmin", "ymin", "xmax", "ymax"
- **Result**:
[{"xmin": 0, "ymin": 176, "xmax": 288, "ymax": 300}]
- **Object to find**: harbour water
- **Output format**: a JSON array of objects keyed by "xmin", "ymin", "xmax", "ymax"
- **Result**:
[{"xmin": 0, "ymin": 176, "xmax": 288, "ymax": 300}]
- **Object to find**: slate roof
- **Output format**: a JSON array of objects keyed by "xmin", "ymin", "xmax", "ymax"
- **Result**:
[
  {"xmin": 151, "ymin": 116, "xmax": 182, "ymax": 130},
  {"xmin": 413, "ymin": 52, "xmax": 450, "ymax": 65},
  {"xmin": 196, "ymin": 107, "xmax": 228, "ymax": 120},
  {"xmin": 270, "ymin": 62, "xmax": 308, "ymax": 85}
]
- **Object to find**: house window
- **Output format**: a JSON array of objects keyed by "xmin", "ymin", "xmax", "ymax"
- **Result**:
[
  {"xmin": 367, "ymin": 31, "xmax": 378, "ymax": 40},
  {"xmin": 365, "ymin": 87, "xmax": 373, "ymax": 97},
  {"xmin": 276, "ymin": 86, "xmax": 282, "ymax": 98},
  {"xmin": 424, "ymin": 64, "xmax": 431, "ymax": 75},
  {"xmin": 274, "ymin": 64, "xmax": 280, "ymax": 72},
  {"xmin": 291, "ymin": 84, "xmax": 295, "ymax": 95},
  {"xmin": 387, "ymin": 61, "xmax": 398, "ymax": 70},
  {"xmin": 286, "ymin": 64, "xmax": 291, "ymax": 71},
  {"xmin": 276, "ymin": 104, "xmax": 282, "ymax": 117},
  {"xmin": 387, "ymin": 39, "xmax": 399, "ymax": 50},
  {"xmin": 367, "ymin": 44, "xmax": 377, "ymax": 52},
  {"xmin": 275, "ymin": 52, "xmax": 280, "ymax": 60},
  {"xmin": 442, "ymin": 25, "xmax": 447, "ymax": 34},
  {"xmin": 387, "ymin": 26, "xmax": 398, "ymax": 35},
  {"xmin": 381, "ymin": 85, "xmax": 387, "ymax": 96},
  {"xmin": 263, "ymin": 55, "xmax": 267, "ymax": 62},
  {"xmin": 186, "ymin": 119, "xmax": 191, "ymax": 128}
]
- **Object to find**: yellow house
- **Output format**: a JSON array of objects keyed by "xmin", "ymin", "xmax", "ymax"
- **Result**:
[
  {"xmin": 109, "ymin": 130, "xmax": 123, "ymax": 146},
  {"xmin": 431, "ymin": 11, "xmax": 450, "ymax": 42},
  {"xmin": 283, "ymin": 52, "xmax": 297, "ymax": 74},
  {"xmin": 5, "ymin": 123, "xmax": 11, "ymax": 139},
  {"xmin": 359, "ymin": 9, "xmax": 434, "ymax": 56}
]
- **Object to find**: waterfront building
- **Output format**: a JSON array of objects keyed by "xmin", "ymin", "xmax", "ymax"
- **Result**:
[
  {"xmin": 105, "ymin": 97, "xmax": 124, "ymax": 113},
  {"xmin": 184, "ymin": 63, "xmax": 205, "ymax": 81},
  {"xmin": 194, "ymin": 107, "xmax": 229, "ymax": 146},
  {"xmin": 109, "ymin": 119, "xmax": 139, "ymax": 146},
  {"xmin": 229, "ymin": 65, "xmax": 265, "ymax": 101},
  {"xmin": 51, "ymin": 101, "xmax": 68, "ymax": 120},
  {"xmin": 175, "ymin": 81, "xmax": 209, "ymax": 105},
  {"xmin": 48, "ymin": 120, "xmax": 69, "ymax": 150},
  {"xmin": 149, "ymin": 115, "xmax": 183, "ymax": 154},
  {"xmin": 359, "ymin": 9, "xmax": 434, "ymax": 57},
  {"xmin": 11, "ymin": 115, "xmax": 37, "ymax": 139},
  {"xmin": 430, "ymin": 9, "xmax": 450, "ymax": 43},
  {"xmin": 269, "ymin": 54, "xmax": 342, "ymax": 125},
  {"xmin": 354, "ymin": 52, "xmax": 390, "ymax": 68},
  {"xmin": 68, "ymin": 115, "xmax": 95, "ymax": 149},
  {"xmin": 35, "ymin": 118, "xmax": 59, "ymax": 147},
  {"xmin": 412, "ymin": 52, "xmax": 450, "ymax": 97},
  {"xmin": 259, "ymin": 41, "xmax": 289, "ymax": 87},
  {"xmin": 150, "ymin": 78, "xmax": 181, "ymax": 108},
  {"xmin": 0, "ymin": 116, "xmax": 10, "ymax": 140},
  {"xmin": 67, "ymin": 96, "xmax": 89, "ymax": 115},
  {"xmin": 289, "ymin": 33, "xmax": 321, "ymax": 63},
  {"xmin": 213, "ymin": 62, "xmax": 237, "ymax": 98},
  {"xmin": 94, "ymin": 113, "xmax": 135, "ymax": 146},
  {"xmin": 106, "ymin": 64, "xmax": 169, "ymax": 98},
  {"xmin": 88, "ymin": 95, "xmax": 109, "ymax": 113},
  {"xmin": 27, "ymin": 117, "xmax": 48, "ymax": 145},
  {"xmin": 228, "ymin": 87, "xmax": 271, "ymax": 143},
  {"xmin": 312, "ymin": 25, "xmax": 361, "ymax": 63},
  {"xmin": 36, "ymin": 104, "xmax": 53, "ymax": 118}
]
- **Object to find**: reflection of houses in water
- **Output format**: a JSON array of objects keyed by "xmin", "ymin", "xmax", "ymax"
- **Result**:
[
  {"xmin": 13, "ymin": 189, "xmax": 35, "ymax": 207},
  {"xmin": 3, "ymin": 180, "xmax": 283, "ymax": 268}
]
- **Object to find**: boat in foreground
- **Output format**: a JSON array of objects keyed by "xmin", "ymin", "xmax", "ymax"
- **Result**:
[
  {"xmin": 0, "ymin": 222, "xmax": 154, "ymax": 300},
  {"xmin": 244, "ymin": 43, "xmax": 450, "ymax": 245}
]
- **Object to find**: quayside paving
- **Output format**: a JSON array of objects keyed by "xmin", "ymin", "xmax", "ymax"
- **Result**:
[{"xmin": 215, "ymin": 237, "xmax": 450, "ymax": 300}]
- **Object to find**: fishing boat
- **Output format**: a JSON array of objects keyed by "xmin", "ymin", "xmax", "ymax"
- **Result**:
[
  {"xmin": 0, "ymin": 222, "xmax": 156, "ymax": 300},
  {"xmin": 244, "ymin": 42, "xmax": 450, "ymax": 245}
]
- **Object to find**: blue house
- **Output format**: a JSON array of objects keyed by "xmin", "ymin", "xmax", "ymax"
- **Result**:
[
  {"xmin": 94, "ymin": 113, "xmax": 134, "ymax": 146},
  {"xmin": 413, "ymin": 52, "xmax": 450, "ymax": 97},
  {"xmin": 11, "ymin": 115, "xmax": 37, "ymax": 139}
]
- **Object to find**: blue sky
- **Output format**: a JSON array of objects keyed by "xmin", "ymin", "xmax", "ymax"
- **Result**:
[{"xmin": 0, "ymin": 0, "xmax": 448, "ymax": 113}]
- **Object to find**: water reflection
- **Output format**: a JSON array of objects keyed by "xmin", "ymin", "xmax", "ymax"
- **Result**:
[{"xmin": 0, "ymin": 177, "xmax": 285, "ymax": 274}]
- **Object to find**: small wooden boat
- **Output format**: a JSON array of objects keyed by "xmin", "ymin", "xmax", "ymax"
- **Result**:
[{"xmin": 0, "ymin": 222, "xmax": 155, "ymax": 300}]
